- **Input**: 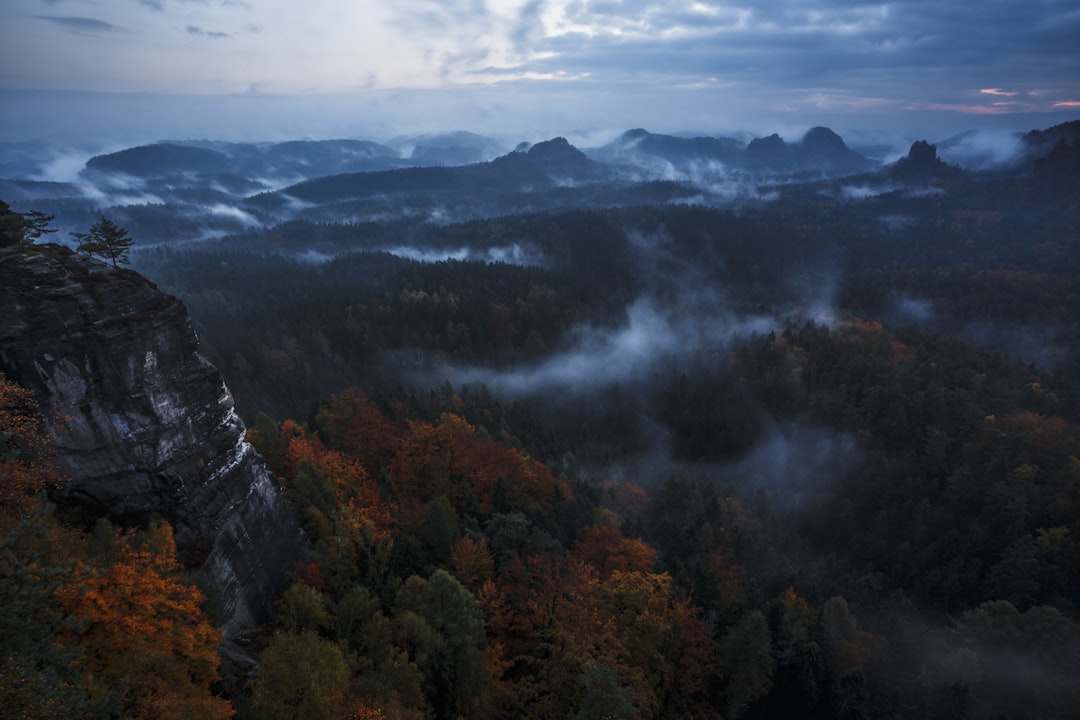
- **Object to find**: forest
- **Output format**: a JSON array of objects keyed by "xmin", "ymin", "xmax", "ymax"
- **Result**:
[{"xmin": 2, "ymin": 123, "xmax": 1080, "ymax": 719}]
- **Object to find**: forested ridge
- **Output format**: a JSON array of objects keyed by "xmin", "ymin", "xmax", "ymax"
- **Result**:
[{"xmin": 3, "ymin": 128, "xmax": 1080, "ymax": 718}]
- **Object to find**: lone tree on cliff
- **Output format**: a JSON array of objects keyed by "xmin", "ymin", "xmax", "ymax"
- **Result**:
[{"xmin": 72, "ymin": 215, "xmax": 134, "ymax": 267}]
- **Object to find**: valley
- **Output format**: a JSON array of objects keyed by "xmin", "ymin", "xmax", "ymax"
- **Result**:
[{"xmin": 2, "ymin": 120, "xmax": 1079, "ymax": 719}]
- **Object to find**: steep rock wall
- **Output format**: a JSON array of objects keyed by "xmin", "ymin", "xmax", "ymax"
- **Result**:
[{"xmin": 0, "ymin": 243, "xmax": 305, "ymax": 635}]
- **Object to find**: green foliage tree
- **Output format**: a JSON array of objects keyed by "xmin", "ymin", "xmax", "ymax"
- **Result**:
[
  {"xmin": 72, "ymin": 215, "xmax": 134, "ymax": 267},
  {"xmin": 0, "ymin": 509, "xmax": 122, "ymax": 720},
  {"xmin": 278, "ymin": 581, "xmax": 331, "ymax": 633},
  {"xmin": 574, "ymin": 661, "xmax": 637, "ymax": 720},
  {"xmin": 251, "ymin": 630, "xmax": 350, "ymax": 720},
  {"xmin": 395, "ymin": 569, "xmax": 489, "ymax": 720},
  {"xmin": 720, "ymin": 610, "xmax": 775, "ymax": 718}
]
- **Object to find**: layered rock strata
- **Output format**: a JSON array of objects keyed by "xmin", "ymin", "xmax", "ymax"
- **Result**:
[{"xmin": 0, "ymin": 243, "xmax": 305, "ymax": 635}]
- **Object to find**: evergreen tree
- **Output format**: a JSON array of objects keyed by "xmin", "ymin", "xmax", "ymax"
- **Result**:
[
  {"xmin": 72, "ymin": 215, "xmax": 134, "ymax": 267},
  {"xmin": 0, "ymin": 200, "xmax": 55, "ymax": 246}
]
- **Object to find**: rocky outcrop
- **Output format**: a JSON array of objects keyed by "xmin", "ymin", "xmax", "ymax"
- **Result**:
[
  {"xmin": 0, "ymin": 242, "xmax": 305, "ymax": 636},
  {"xmin": 887, "ymin": 141, "xmax": 962, "ymax": 182}
]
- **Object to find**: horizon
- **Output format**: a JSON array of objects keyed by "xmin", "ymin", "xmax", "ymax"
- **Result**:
[{"xmin": 3, "ymin": 87, "xmax": 1078, "ymax": 153}]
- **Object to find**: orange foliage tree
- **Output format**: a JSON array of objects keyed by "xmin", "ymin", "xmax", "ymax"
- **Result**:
[
  {"xmin": 316, "ymin": 388, "xmax": 400, "ymax": 474},
  {"xmin": 482, "ymin": 554, "xmax": 713, "ymax": 720},
  {"xmin": 282, "ymin": 422, "xmax": 395, "ymax": 540},
  {"xmin": 56, "ymin": 522, "xmax": 233, "ymax": 720},
  {"xmin": 571, "ymin": 524, "xmax": 658, "ymax": 577},
  {"xmin": 388, "ymin": 412, "xmax": 570, "ymax": 521},
  {"xmin": 0, "ymin": 372, "xmax": 60, "ymax": 525}
]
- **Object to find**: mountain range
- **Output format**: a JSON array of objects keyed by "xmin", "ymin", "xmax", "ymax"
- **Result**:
[{"xmin": 0, "ymin": 121, "xmax": 1076, "ymax": 245}]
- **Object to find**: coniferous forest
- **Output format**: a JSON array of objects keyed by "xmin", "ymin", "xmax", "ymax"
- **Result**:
[{"xmin": 2, "ymin": 123, "xmax": 1080, "ymax": 719}]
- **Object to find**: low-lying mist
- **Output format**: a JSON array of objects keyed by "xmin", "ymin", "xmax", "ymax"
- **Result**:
[
  {"xmin": 385, "ymin": 243, "xmax": 546, "ymax": 266},
  {"xmin": 441, "ymin": 296, "xmax": 773, "ymax": 396}
]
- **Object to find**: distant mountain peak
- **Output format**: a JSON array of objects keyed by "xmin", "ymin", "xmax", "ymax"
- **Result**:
[
  {"xmin": 745, "ymin": 134, "xmax": 789, "ymax": 165},
  {"xmin": 529, "ymin": 136, "xmax": 574, "ymax": 153},
  {"xmin": 525, "ymin": 137, "xmax": 590, "ymax": 165},
  {"xmin": 887, "ymin": 140, "xmax": 961, "ymax": 181},
  {"xmin": 801, "ymin": 126, "xmax": 846, "ymax": 152},
  {"xmin": 750, "ymin": 133, "xmax": 784, "ymax": 146}
]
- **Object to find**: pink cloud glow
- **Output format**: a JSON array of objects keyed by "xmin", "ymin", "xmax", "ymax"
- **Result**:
[{"xmin": 913, "ymin": 102, "xmax": 1013, "ymax": 115}]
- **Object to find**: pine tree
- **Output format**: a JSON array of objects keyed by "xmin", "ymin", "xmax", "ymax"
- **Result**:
[
  {"xmin": 72, "ymin": 215, "xmax": 134, "ymax": 267},
  {"xmin": 0, "ymin": 200, "xmax": 56, "ymax": 246}
]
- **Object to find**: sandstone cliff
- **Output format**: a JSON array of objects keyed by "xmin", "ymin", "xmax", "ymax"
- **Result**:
[{"xmin": 0, "ymin": 242, "xmax": 305, "ymax": 635}]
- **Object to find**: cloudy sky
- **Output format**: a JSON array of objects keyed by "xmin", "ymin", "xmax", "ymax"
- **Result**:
[{"xmin": 1, "ymin": 0, "xmax": 1078, "ymax": 143}]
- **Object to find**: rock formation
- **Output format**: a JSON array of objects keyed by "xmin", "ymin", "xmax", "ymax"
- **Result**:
[
  {"xmin": 887, "ymin": 140, "xmax": 962, "ymax": 182},
  {"xmin": 0, "ymin": 241, "xmax": 305, "ymax": 636}
]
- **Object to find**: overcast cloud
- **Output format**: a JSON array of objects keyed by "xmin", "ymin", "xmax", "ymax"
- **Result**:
[{"xmin": 1, "ymin": 0, "xmax": 1078, "ymax": 142}]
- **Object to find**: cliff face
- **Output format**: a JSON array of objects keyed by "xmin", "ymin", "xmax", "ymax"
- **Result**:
[{"xmin": 0, "ymin": 243, "xmax": 305, "ymax": 635}]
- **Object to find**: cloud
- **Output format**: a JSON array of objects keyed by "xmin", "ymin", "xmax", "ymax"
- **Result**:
[
  {"xmin": 486, "ymin": 0, "xmax": 1080, "ymax": 116},
  {"xmin": 186, "ymin": 25, "xmax": 230, "ymax": 39},
  {"xmin": 141, "ymin": 0, "xmax": 250, "ymax": 8},
  {"xmin": 33, "ymin": 15, "xmax": 122, "ymax": 33},
  {"xmin": 4, "ymin": 0, "xmax": 1079, "ymax": 140}
]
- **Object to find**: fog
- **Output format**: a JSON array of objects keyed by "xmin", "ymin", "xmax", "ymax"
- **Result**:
[
  {"xmin": 961, "ymin": 321, "xmax": 1065, "ymax": 370},
  {"xmin": 35, "ymin": 146, "xmax": 114, "ymax": 183},
  {"xmin": 886, "ymin": 293, "xmax": 936, "ymax": 326},
  {"xmin": 728, "ymin": 422, "xmax": 860, "ymax": 510},
  {"xmin": 839, "ymin": 183, "xmax": 900, "ymax": 200},
  {"xmin": 936, "ymin": 130, "xmax": 1028, "ymax": 171},
  {"xmin": 208, "ymin": 203, "xmax": 261, "ymax": 227},
  {"xmin": 384, "ymin": 243, "xmax": 546, "ymax": 266},
  {"xmin": 444, "ymin": 297, "xmax": 770, "ymax": 396}
]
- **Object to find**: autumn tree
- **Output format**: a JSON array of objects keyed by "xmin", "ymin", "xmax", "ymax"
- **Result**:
[
  {"xmin": 55, "ymin": 522, "xmax": 233, "ymax": 719},
  {"xmin": 315, "ymin": 388, "xmax": 398, "ymax": 474},
  {"xmin": 0, "ymin": 508, "xmax": 122, "ymax": 719},
  {"xmin": 450, "ymin": 535, "xmax": 495, "ymax": 591},
  {"xmin": 0, "ymin": 372, "xmax": 60, "ymax": 527},
  {"xmin": 571, "ymin": 524, "xmax": 658, "ymax": 577},
  {"xmin": 388, "ymin": 413, "xmax": 570, "ymax": 521},
  {"xmin": 72, "ymin": 215, "xmax": 134, "ymax": 267}
]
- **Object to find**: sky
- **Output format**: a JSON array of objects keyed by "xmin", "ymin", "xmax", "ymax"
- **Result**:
[{"xmin": 1, "ymin": 0, "xmax": 1079, "ymax": 144}]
